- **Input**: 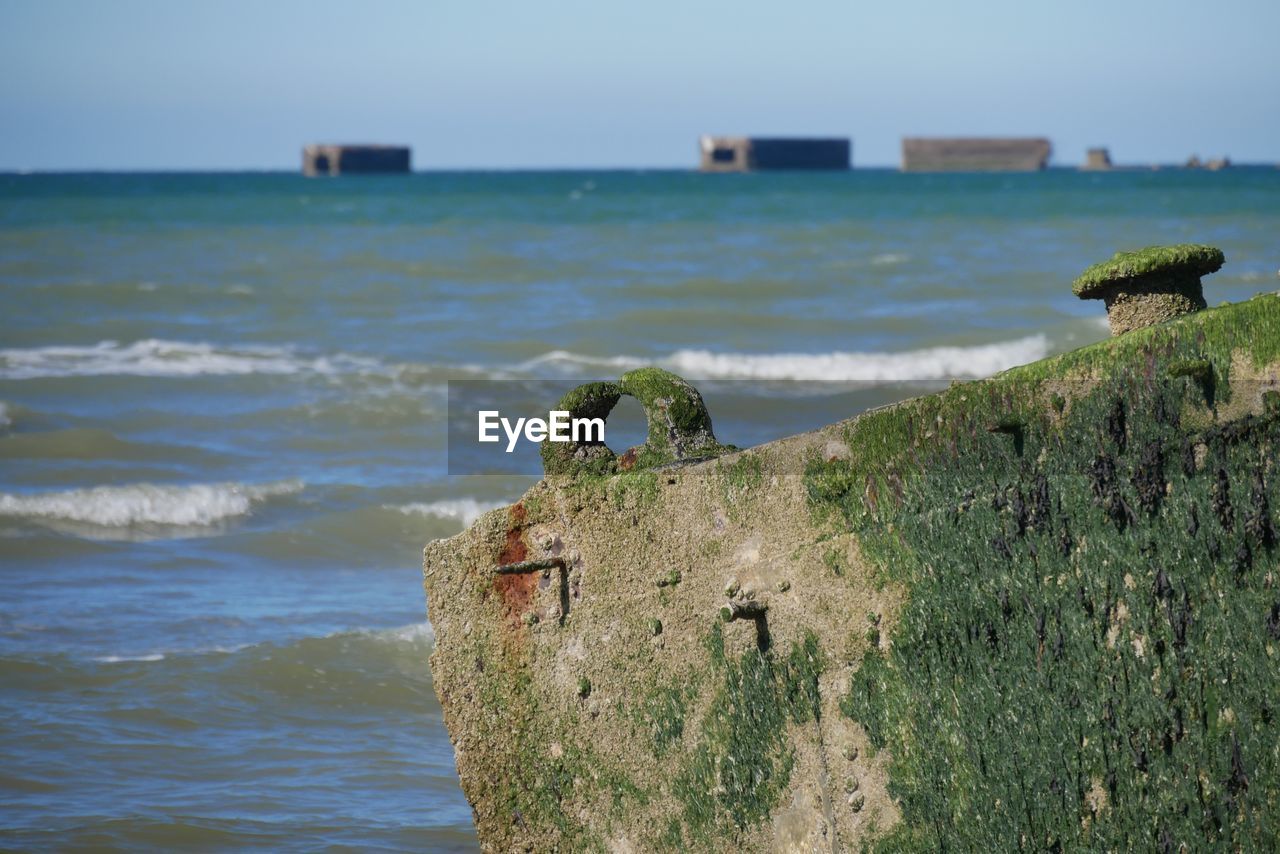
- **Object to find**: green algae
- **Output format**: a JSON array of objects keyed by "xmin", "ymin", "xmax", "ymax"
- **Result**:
[
  {"xmin": 1073, "ymin": 244, "xmax": 1225, "ymax": 297},
  {"xmin": 805, "ymin": 296, "xmax": 1280, "ymax": 850},
  {"xmin": 823, "ymin": 547, "xmax": 847, "ymax": 577},
  {"xmin": 540, "ymin": 381, "xmax": 623, "ymax": 477},
  {"xmin": 542, "ymin": 368, "xmax": 735, "ymax": 476},
  {"xmin": 609, "ymin": 470, "xmax": 660, "ymax": 509},
  {"xmin": 807, "ymin": 297, "xmax": 1280, "ymax": 517},
  {"xmin": 719, "ymin": 454, "xmax": 765, "ymax": 520},
  {"xmin": 634, "ymin": 680, "xmax": 698, "ymax": 758},
  {"xmin": 617, "ymin": 366, "xmax": 737, "ymax": 470},
  {"xmin": 1168, "ymin": 358, "xmax": 1213, "ymax": 381},
  {"xmin": 665, "ymin": 626, "xmax": 826, "ymax": 847}
]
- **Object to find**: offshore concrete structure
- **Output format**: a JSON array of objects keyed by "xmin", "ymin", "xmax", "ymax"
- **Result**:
[
  {"xmin": 901, "ymin": 137, "xmax": 1051, "ymax": 171},
  {"xmin": 302, "ymin": 144, "xmax": 411, "ymax": 176},
  {"xmin": 423, "ymin": 249, "xmax": 1280, "ymax": 850},
  {"xmin": 699, "ymin": 136, "xmax": 850, "ymax": 172},
  {"xmin": 1082, "ymin": 147, "xmax": 1113, "ymax": 171}
]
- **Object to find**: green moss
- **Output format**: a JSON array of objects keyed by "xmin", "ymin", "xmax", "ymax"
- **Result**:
[
  {"xmin": 1072, "ymin": 244, "xmax": 1224, "ymax": 297},
  {"xmin": 610, "ymin": 470, "xmax": 660, "ymax": 509},
  {"xmin": 669, "ymin": 629, "xmax": 825, "ymax": 846},
  {"xmin": 540, "ymin": 381, "xmax": 622, "ymax": 477},
  {"xmin": 718, "ymin": 454, "xmax": 765, "ymax": 520},
  {"xmin": 618, "ymin": 367, "xmax": 715, "ymax": 436},
  {"xmin": 1168, "ymin": 358, "xmax": 1217, "ymax": 402},
  {"xmin": 634, "ymin": 680, "xmax": 697, "ymax": 758},
  {"xmin": 656, "ymin": 568, "xmax": 682, "ymax": 588},
  {"xmin": 617, "ymin": 366, "xmax": 736, "ymax": 466},
  {"xmin": 805, "ymin": 296, "xmax": 1280, "ymax": 850},
  {"xmin": 823, "ymin": 547, "xmax": 846, "ymax": 577},
  {"xmin": 720, "ymin": 453, "xmax": 764, "ymax": 495},
  {"xmin": 543, "ymin": 369, "xmax": 735, "ymax": 476},
  {"xmin": 806, "ymin": 298, "xmax": 1279, "ymax": 519},
  {"xmin": 1168, "ymin": 357, "xmax": 1213, "ymax": 379}
]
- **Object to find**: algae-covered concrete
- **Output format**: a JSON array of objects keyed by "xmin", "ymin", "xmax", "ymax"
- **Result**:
[{"xmin": 425, "ymin": 294, "xmax": 1280, "ymax": 851}]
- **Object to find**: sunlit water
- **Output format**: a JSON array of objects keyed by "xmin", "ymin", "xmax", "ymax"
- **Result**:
[{"xmin": 2, "ymin": 168, "xmax": 1277, "ymax": 849}]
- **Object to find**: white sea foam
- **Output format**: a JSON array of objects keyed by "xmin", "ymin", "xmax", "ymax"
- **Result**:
[
  {"xmin": 392, "ymin": 498, "xmax": 506, "ymax": 527},
  {"xmin": 871, "ymin": 252, "xmax": 909, "ymax": 266},
  {"xmin": 94, "ymin": 653, "xmax": 166, "ymax": 663},
  {"xmin": 0, "ymin": 339, "xmax": 387, "ymax": 380},
  {"xmin": 0, "ymin": 402, "xmax": 10, "ymax": 429},
  {"xmin": 369, "ymin": 622, "xmax": 436, "ymax": 645},
  {"xmin": 0, "ymin": 479, "xmax": 303, "ymax": 528},
  {"xmin": 520, "ymin": 335, "xmax": 1050, "ymax": 383}
]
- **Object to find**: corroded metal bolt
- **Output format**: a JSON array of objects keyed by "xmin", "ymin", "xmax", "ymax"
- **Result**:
[
  {"xmin": 1073, "ymin": 244, "xmax": 1224, "ymax": 336},
  {"xmin": 719, "ymin": 600, "xmax": 768, "ymax": 622},
  {"xmin": 495, "ymin": 557, "xmax": 565, "ymax": 575}
]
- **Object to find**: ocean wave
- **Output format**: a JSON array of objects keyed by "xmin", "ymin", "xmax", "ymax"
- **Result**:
[
  {"xmin": 0, "ymin": 339, "xmax": 394, "ymax": 381},
  {"xmin": 93, "ymin": 653, "xmax": 167, "ymax": 663},
  {"xmin": 0, "ymin": 401, "xmax": 10, "ymax": 429},
  {"xmin": 520, "ymin": 335, "xmax": 1050, "ymax": 382},
  {"xmin": 365, "ymin": 621, "xmax": 435, "ymax": 646},
  {"xmin": 0, "ymin": 479, "xmax": 303, "ymax": 528},
  {"xmin": 89, "ymin": 623, "xmax": 434, "ymax": 666},
  {"xmin": 391, "ymin": 498, "xmax": 506, "ymax": 527}
]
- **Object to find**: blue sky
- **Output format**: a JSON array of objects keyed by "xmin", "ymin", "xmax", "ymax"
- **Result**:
[{"xmin": 1, "ymin": 0, "xmax": 1277, "ymax": 170}]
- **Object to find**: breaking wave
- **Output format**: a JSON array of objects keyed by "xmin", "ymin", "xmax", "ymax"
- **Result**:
[
  {"xmin": 520, "ymin": 334, "xmax": 1050, "ymax": 382},
  {"xmin": 391, "ymin": 498, "xmax": 506, "ymax": 527},
  {"xmin": 88, "ymin": 622, "xmax": 434, "ymax": 665},
  {"xmin": 0, "ymin": 479, "xmax": 304, "ymax": 528},
  {"xmin": 0, "ymin": 339, "xmax": 392, "ymax": 380}
]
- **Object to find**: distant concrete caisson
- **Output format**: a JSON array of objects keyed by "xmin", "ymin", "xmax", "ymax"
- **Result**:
[
  {"xmin": 901, "ymin": 137, "xmax": 1051, "ymax": 172},
  {"xmin": 699, "ymin": 136, "xmax": 851, "ymax": 172},
  {"xmin": 302, "ymin": 144, "xmax": 411, "ymax": 176},
  {"xmin": 1082, "ymin": 147, "xmax": 1113, "ymax": 171}
]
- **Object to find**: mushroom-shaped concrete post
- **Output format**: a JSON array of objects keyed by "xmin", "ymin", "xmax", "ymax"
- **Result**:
[{"xmin": 1072, "ymin": 244, "xmax": 1224, "ymax": 336}]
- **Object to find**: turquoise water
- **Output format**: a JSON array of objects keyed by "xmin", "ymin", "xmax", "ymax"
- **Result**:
[{"xmin": 1, "ymin": 168, "xmax": 1277, "ymax": 849}]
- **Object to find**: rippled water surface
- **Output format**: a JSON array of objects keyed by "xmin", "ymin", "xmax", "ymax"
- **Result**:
[{"xmin": 2, "ymin": 169, "xmax": 1277, "ymax": 849}]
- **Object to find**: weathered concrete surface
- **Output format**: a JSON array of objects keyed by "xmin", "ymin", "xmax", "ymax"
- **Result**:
[
  {"xmin": 425, "ymin": 294, "xmax": 1280, "ymax": 851},
  {"xmin": 901, "ymin": 137, "xmax": 1051, "ymax": 171}
]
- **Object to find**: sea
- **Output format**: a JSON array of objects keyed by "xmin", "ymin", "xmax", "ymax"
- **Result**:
[{"xmin": 1, "ymin": 168, "xmax": 1277, "ymax": 849}]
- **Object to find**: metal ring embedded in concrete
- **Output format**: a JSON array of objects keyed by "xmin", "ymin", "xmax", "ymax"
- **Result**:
[{"xmin": 540, "ymin": 367, "xmax": 732, "ymax": 476}]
